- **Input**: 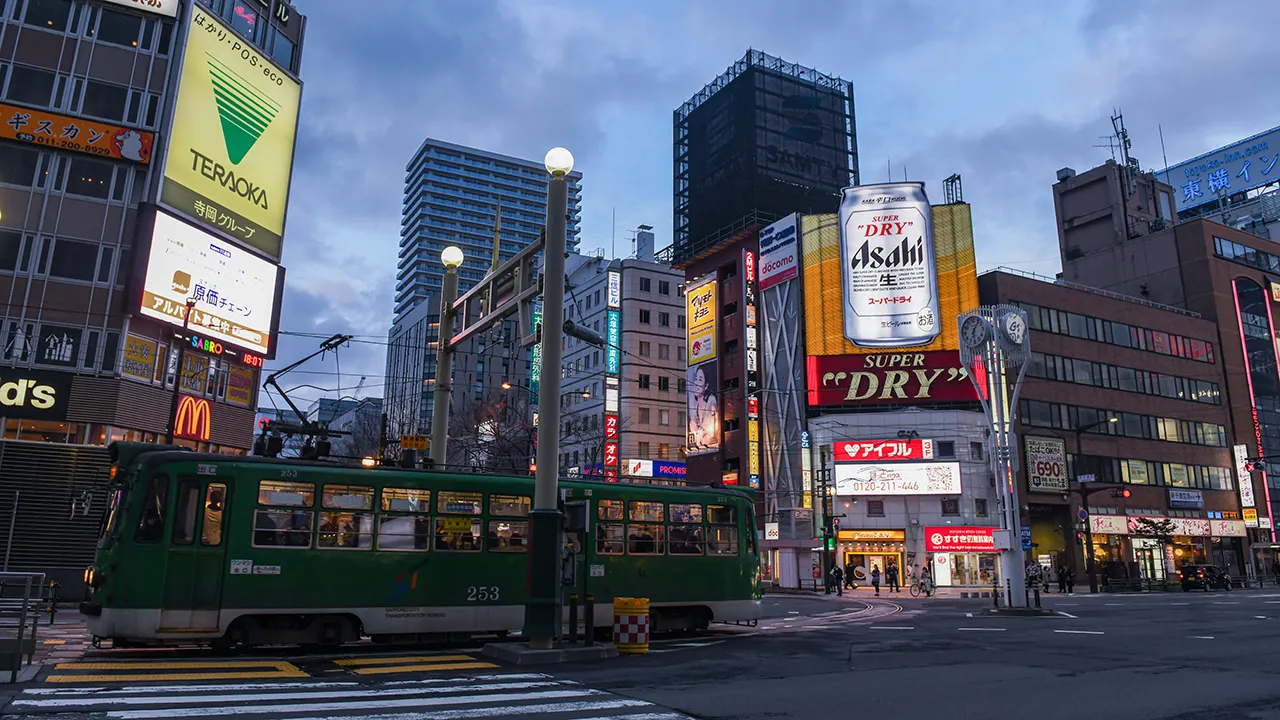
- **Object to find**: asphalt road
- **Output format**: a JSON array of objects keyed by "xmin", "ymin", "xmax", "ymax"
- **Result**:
[{"xmin": 6, "ymin": 590, "xmax": 1280, "ymax": 719}]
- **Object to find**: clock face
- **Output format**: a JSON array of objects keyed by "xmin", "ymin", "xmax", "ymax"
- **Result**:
[
  {"xmin": 960, "ymin": 316, "xmax": 989, "ymax": 348},
  {"xmin": 1003, "ymin": 314, "xmax": 1027, "ymax": 346}
]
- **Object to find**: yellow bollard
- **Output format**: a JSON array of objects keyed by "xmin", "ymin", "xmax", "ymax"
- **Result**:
[{"xmin": 611, "ymin": 597, "xmax": 650, "ymax": 654}]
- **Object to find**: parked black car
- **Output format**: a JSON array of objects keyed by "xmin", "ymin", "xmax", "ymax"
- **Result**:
[{"xmin": 1180, "ymin": 565, "xmax": 1232, "ymax": 591}]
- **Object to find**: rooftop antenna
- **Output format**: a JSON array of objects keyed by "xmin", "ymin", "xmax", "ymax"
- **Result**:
[
  {"xmin": 887, "ymin": 157, "xmax": 891, "ymax": 183},
  {"xmin": 943, "ymin": 174, "xmax": 963, "ymax": 204},
  {"xmin": 611, "ymin": 207, "xmax": 616, "ymax": 259},
  {"xmin": 1158, "ymin": 123, "xmax": 1172, "ymax": 187}
]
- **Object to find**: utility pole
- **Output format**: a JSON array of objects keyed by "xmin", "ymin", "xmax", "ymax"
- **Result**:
[
  {"xmin": 166, "ymin": 299, "xmax": 196, "ymax": 444},
  {"xmin": 528, "ymin": 147, "xmax": 575, "ymax": 650},
  {"xmin": 1069, "ymin": 417, "xmax": 1118, "ymax": 593},
  {"xmin": 428, "ymin": 246, "xmax": 465, "ymax": 467},
  {"xmin": 818, "ymin": 446, "xmax": 833, "ymax": 594}
]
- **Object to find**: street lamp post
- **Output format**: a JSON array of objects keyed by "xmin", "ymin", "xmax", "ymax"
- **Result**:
[
  {"xmin": 166, "ymin": 299, "xmax": 196, "ymax": 444},
  {"xmin": 1071, "ymin": 416, "xmax": 1118, "ymax": 593},
  {"xmin": 527, "ymin": 147, "xmax": 574, "ymax": 650},
  {"xmin": 428, "ymin": 246, "xmax": 465, "ymax": 467}
]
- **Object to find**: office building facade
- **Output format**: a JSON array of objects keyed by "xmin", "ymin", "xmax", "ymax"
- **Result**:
[
  {"xmin": 0, "ymin": 0, "xmax": 306, "ymax": 590},
  {"xmin": 395, "ymin": 138, "xmax": 582, "ymax": 323}
]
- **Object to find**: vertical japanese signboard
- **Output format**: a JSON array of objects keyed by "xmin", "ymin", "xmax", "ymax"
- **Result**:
[
  {"xmin": 1025, "ymin": 436, "xmax": 1068, "ymax": 493},
  {"xmin": 801, "ymin": 430, "xmax": 813, "ymax": 509},
  {"xmin": 686, "ymin": 275, "xmax": 718, "ymax": 365},
  {"xmin": 744, "ymin": 249, "xmax": 761, "ymax": 488},
  {"xmin": 603, "ymin": 270, "xmax": 621, "ymax": 479},
  {"xmin": 530, "ymin": 306, "xmax": 542, "ymax": 395},
  {"xmin": 686, "ymin": 273, "xmax": 719, "ymax": 457}
]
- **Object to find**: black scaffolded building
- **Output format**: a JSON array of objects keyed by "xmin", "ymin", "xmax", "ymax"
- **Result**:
[
  {"xmin": 0, "ymin": 0, "xmax": 304, "ymax": 592},
  {"xmin": 672, "ymin": 49, "xmax": 859, "ymax": 265}
]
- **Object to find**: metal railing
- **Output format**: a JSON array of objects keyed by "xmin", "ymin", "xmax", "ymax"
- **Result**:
[
  {"xmin": 0, "ymin": 572, "xmax": 52, "ymax": 682},
  {"xmin": 981, "ymin": 266, "xmax": 1202, "ymax": 317}
]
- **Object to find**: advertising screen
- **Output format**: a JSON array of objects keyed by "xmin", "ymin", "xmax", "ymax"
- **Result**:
[
  {"xmin": 925, "ymin": 527, "xmax": 995, "ymax": 553},
  {"xmin": 801, "ymin": 200, "xmax": 978, "ymax": 357},
  {"xmin": 834, "ymin": 461, "xmax": 962, "ymax": 496},
  {"xmin": 0, "ymin": 103, "xmax": 154, "ymax": 164},
  {"xmin": 833, "ymin": 439, "xmax": 934, "ymax": 462},
  {"xmin": 759, "ymin": 213, "xmax": 799, "ymax": 290},
  {"xmin": 1025, "ymin": 436, "xmax": 1068, "ymax": 493},
  {"xmin": 138, "ymin": 210, "xmax": 282, "ymax": 357},
  {"xmin": 686, "ymin": 275, "xmax": 718, "ymax": 365},
  {"xmin": 687, "ymin": 362, "xmax": 720, "ymax": 456},
  {"xmin": 805, "ymin": 351, "xmax": 978, "ymax": 406},
  {"xmin": 161, "ymin": 7, "xmax": 302, "ymax": 260}
]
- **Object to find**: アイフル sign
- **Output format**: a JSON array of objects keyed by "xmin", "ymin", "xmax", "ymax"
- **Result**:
[{"xmin": 834, "ymin": 439, "xmax": 934, "ymax": 462}]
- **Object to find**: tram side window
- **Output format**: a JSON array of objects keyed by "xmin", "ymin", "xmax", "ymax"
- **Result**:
[
  {"xmin": 488, "ymin": 520, "xmax": 529, "ymax": 552},
  {"xmin": 172, "ymin": 479, "xmax": 200, "ymax": 545},
  {"xmin": 598, "ymin": 499, "xmax": 624, "ymax": 521},
  {"xmin": 379, "ymin": 487, "xmax": 430, "ymax": 552},
  {"xmin": 629, "ymin": 501, "xmax": 664, "ymax": 522},
  {"xmin": 596, "ymin": 523, "xmax": 625, "ymax": 555},
  {"xmin": 318, "ymin": 511, "xmax": 373, "ymax": 549},
  {"xmin": 669, "ymin": 503, "xmax": 703, "ymax": 524},
  {"xmin": 627, "ymin": 523, "xmax": 664, "ymax": 555},
  {"xmin": 253, "ymin": 480, "xmax": 315, "ymax": 549},
  {"xmin": 438, "ymin": 491, "xmax": 482, "ymax": 515},
  {"xmin": 707, "ymin": 505, "xmax": 736, "ymax": 525},
  {"xmin": 435, "ymin": 517, "xmax": 482, "ymax": 551},
  {"xmin": 669, "ymin": 524, "xmax": 704, "ymax": 555},
  {"xmin": 490, "ymin": 494, "xmax": 531, "ymax": 517},
  {"xmin": 322, "ymin": 484, "xmax": 374, "ymax": 511},
  {"xmin": 201, "ymin": 483, "xmax": 226, "ymax": 546},
  {"xmin": 707, "ymin": 526, "xmax": 739, "ymax": 556},
  {"xmin": 134, "ymin": 476, "xmax": 168, "ymax": 543}
]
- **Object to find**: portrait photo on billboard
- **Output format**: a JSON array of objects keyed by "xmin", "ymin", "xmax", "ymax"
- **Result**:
[
  {"xmin": 130, "ymin": 206, "xmax": 285, "ymax": 359},
  {"xmin": 686, "ymin": 362, "xmax": 720, "ymax": 456},
  {"xmin": 801, "ymin": 193, "xmax": 979, "ymax": 357}
]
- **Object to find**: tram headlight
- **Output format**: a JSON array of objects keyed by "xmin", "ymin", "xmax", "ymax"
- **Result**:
[{"xmin": 83, "ymin": 567, "xmax": 103, "ymax": 587}]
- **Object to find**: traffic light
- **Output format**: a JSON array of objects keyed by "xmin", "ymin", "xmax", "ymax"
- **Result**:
[{"xmin": 1110, "ymin": 488, "xmax": 1132, "ymax": 499}]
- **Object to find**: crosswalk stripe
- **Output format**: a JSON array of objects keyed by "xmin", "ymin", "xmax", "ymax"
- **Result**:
[
  {"xmin": 54, "ymin": 661, "xmax": 295, "ymax": 670},
  {"xmin": 12, "ymin": 680, "xmax": 574, "ymax": 709},
  {"xmin": 45, "ymin": 669, "xmax": 310, "ymax": 683},
  {"xmin": 353, "ymin": 661, "xmax": 499, "ymax": 675},
  {"xmin": 280, "ymin": 698, "xmax": 661, "ymax": 720},
  {"xmin": 21, "ymin": 673, "xmax": 546, "ymax": 696},
  {"xmin": 106, "ymin": 688, "xmax": 609, "ymax": 719},
  {"xmin": 334, "ymin": 655, "xmax": 477, "ymax": 666}
]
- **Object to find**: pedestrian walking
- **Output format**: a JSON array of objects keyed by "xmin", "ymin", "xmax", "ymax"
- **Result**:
[
  {"xmin": 830, "ymin": 564, "xmax": 844, "ymax": 597},
  {"xmin": 870, "ymin": 564, "xmax": 882, "ymax": 596},
  {"xmin": 1042, "ymin": 564, "xmax": 1051, "ymax": 593},
  {"xmin": 844, "ymin": 561, "xmax": 855, "ymax": 590},
  {"xmin": 886, "ymin": 561, "xmax": 901, "ymax": 593},
  {"xmin": 1025, "ymin": 561, "xmax": 1041, "ymax": 589},
  {"xmin": 1056, "ymin": 566, "xmax": 1067, "ymax": 594},
  {"xmin": 1066, "ymin": 569, "xmax": 1075, "ymax": 594}
]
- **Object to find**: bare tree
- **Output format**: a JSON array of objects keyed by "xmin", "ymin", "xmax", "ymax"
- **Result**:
[
  {"xmin": 337, "ymin": 408, "xmax": 385, "ymax": 460},
  {"xmin": 446, "ymin": 389, "xmax": 537, "ymax": 473},
  {"xmin": 559, "ymin": 407, "xmax": 631, "ymax": 474}
]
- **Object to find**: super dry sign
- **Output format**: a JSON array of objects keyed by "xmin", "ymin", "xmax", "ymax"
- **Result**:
[
  {"xmin": 174, "ymin": 395, "xmax": 212, "ymax": 442},
  {"xmin": 806, "ymin": 351, "xmax": 978, "ymax": 406}
]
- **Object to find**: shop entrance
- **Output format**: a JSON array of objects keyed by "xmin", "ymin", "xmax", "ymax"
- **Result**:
[{"xmin": 837, "ymin": 529, "xmax": 906, "ymax": 586}]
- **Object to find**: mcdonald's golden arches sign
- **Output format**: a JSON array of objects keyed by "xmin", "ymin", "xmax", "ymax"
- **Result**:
[{"xmin": 174, "ymin": 394, "xmax": 211, "ymax": 442}]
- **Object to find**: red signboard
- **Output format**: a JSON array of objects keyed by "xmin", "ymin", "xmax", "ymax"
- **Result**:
[
  {"xmin": 806, "ymin": 351, "xmax": 979, "ymax": 406},
  {"xmin": 604, "ymin": 440, "xmax": 619, "ymax": 467},
  {"xmin": 925, "ymin": 526, "xmax": 996, "ymax": 553},
  {"xmin": 744, "ymin": 250, "xmax": 756, "ymax": 282},
  {"xmin": 834, "ymin": 439, "xmax": 934, "ymax": 462},
  {"xmin": 604, "ymin": 415, "xmax": 619, "ymax": 440}
]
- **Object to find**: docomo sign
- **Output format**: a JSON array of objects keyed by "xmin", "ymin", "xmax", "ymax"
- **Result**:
[
  {"xmin": 925, "ymin": 526, "xmax": 996, "ymax": 553},
  {"xmin": 835, "ymin": 461, "xmax": 962, "ymax": 496},
  {"xmin": 834, "ymin": 439, "xmax": 934, "ymax": 462},
  {"xmin": 758, "ymin": 213, "xmax": 798, "ymax": 290},
  {"xmin": 807, "ymin": 351, "xmax": 978, "ymax": 406}
]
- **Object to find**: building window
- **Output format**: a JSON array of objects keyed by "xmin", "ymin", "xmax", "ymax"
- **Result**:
[
  {"xmin": 639, "ymin": 407, "xmax": 650, "ymax": 424},
  {"xmin": 658, "ymin": 376, "xmax": 669, "ymax": 392},
  {"xmin": 941, "ymin": 498, "xmax": 960, "ymax": 516},
  {"xmin": 45, "ymin": 238, "xmax": 99, "ymax": 282},
  {"xmin": 867, "ymin": 500, "xmax": 885, "ymax": 517},
  {"xmin": 0, "ymin": 145, "xmax": 40, "ymax": 186},
  {"xmin": 228, "ymin": 0, "xmax": 263, "ymax": 43},
  {"xmin": 93, "ymin": 6, "xmax": 143, "ymax": 47},
  {"xmin": 640, "ymin": 277, "xmax": 651, "ymax": 292},
  {"xmin": 639, "ymin": 341, "xmax": 650, "ymax": 357},
  {"xmin": 722, "ymin": 377, "xmax": 740, "ymax": 391},
  {"xmin": 678, "ymin": 379, "xmax": 687, "ymax": 394},
  {"xmin": 725, "ymin": 339, "xmax": 739, "ymax": 355},
  {"xmin": 659, "ymin": 312, "xmax": 670, "ymax": 327},
  {"xmin": 975, "ymin": 498, "xmax": 988, "ymax": 517},
  {"xmin": 80, "ymin": 79, "xmax": 130, "ymax": 122},
  {"xmin": 659, "ymin": 280, "xmax": 670, "ymax": 295},
  {"xmin": 658, "ymin": 409, "xmax": 670, "ymax": 426},
  {"xmin": 5, "ymin": 65, "xmax": 57, "ymax": 107},
  {"xmin": 22, "ymin": 0, "xmax": 73, "ymax": 32},
  {"xmin": 723, "ymin": 301, "xmax": 738, "ymax": 317},
  {"xmin": 723, "ymin": 418, "xmax": 740, "ymax": 432},
  {"xmin": 638, "ymin": 441, "xmax": 650, "ymax": 458},
  {"xmin": 657, "ymin": 443, "xmax": 669, "ymax": 459},
  {"xmin": 658, "ymin": 344, "xmax": 670, "ymax": 360},
  {"xmin": 639, "ymin": 309, "xmax": 651, "ymax": 324},
  {"xmin": 638, "ymin": 374, "xmax": 650, "ymax": 390},
  {"xmin": 970, "ymin": 442, "xmax": 984, "ymax": 459},
  {"xmin": 937, "ymin": 441, "xmax": 955, "ymax": 458},
  {"xmin": 678, "ymin": 347, "xmax": 686, "ymax": 362},
  {"xmin": 678, "ymin": 315, "xmax": 686, "ymax": 329},
  {"xmin": 268, "ymin": 26, "xmax": 296, "ymax": 71}
]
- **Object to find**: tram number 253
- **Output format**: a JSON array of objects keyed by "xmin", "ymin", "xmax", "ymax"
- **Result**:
[{"xmin": 467, "ymin": 586, "xmax": 500, "ymax": 602}]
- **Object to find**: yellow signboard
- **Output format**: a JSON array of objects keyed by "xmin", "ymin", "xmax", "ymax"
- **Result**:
[
  {"xmin": 226, "ymin": 366, "xmax": 255, "ymax": 407},
  {"xmin": 161, "ymin": 7, "xmax": 301, "ymax": 260},
  {"xmin": 1245, "ymin": 508, "xmax": 1259, "ymax": 527},
  {"xmin": 402, "ymin": 435, "xmax": 429, "ymax": 451},
  {"xmin": 181, "ymin": 354, "xmax": 208, "ymax": 394},
  {"xmin": 120, "ymin": 335, "xmax": 158, "ymax": 383},
  {"xmin": 686, "ymin": 276, "xmax": 718, "ymax": 365}
]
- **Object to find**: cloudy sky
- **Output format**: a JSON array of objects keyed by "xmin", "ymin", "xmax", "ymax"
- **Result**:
[{"xmin": 266, "ymin": 0, "xmax": 1279, "ymax": 408}]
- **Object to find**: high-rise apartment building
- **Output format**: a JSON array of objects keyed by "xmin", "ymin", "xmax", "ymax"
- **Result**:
[
  {"xmin": 0, "ymin": 0, "xmax": 305, "ymax": 591},
  {"xmin": 394, "ymin": 139, "xmax": 582, "ymax": 323}
]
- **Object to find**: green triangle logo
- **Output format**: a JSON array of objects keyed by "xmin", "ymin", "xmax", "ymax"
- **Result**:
[{"xmin": 207, "ymin": 58, "xmax": 280, "ymax": 165}]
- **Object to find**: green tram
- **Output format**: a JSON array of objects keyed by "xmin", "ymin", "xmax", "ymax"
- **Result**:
[{"xmin": 81, "ymin": 443, "xmax": 762, "ymax": 647}]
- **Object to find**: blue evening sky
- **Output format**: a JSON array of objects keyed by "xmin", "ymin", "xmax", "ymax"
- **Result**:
[{"xmin": 266, "ymin": 0, "xmax": 1279, "ymax": 405}]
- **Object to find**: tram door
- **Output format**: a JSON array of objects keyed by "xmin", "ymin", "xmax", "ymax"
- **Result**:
[{"xmin": 160, "ymin": 477, "xmax": 230, "ymax": 631}]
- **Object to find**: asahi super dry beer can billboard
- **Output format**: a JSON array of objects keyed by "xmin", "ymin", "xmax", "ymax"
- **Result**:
[
  {"xmin": 802, "ymin": 192, "xmax": 979, "ymax": 358},
  {"xmin": 839, "ymin": 183, "xmax": 939, "ymax": 347}
]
